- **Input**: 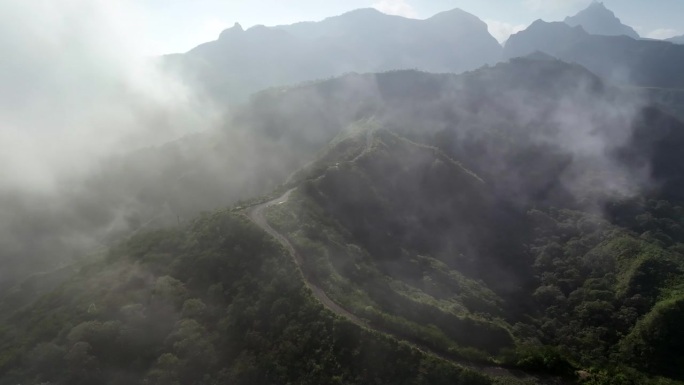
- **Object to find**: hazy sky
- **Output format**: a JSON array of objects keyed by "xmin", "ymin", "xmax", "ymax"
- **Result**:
[{"xmin": 137, "ymin": 0, "xmax": 684, "ymax": 54}]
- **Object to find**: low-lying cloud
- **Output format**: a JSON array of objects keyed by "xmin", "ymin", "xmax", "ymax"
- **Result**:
[
  {"xmin": 372, "ymin": 0, "xmax": 418, "ymax": 18},
  {"xmin": 0, "ymin": 0, "xmax": 215, "ymax": 192},
  {"xmin": 645, "ymin": 28, "xmax": 681, "ymax": 40},
  {"xmin": 0, "ymin": 0, "xmax": 224, "ymax": 290}
]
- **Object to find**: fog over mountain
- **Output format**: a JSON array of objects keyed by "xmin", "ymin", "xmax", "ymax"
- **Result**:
[
  {"xmin": 0, "ymin": 1, "xmax": 213, "ymax": 191},
  {"xmin": 2, "ymin": 1, "xmax": 684, "ymax": 384},
  {"xmin": 164, "ymin": 7, "xmax": 502, "ymax": 104},
  {"xmin": 0, "ymin": 0, "xmax": 226, "ymax": 293},
  {"xmin": 3, "ymin": 55, "xmax": 684, "ymax": 384},
  {"xmin": 564, "ymin": 1, "xmax": 639, "ymax": 39}
]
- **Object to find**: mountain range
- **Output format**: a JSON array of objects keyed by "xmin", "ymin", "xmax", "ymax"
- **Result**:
[
  {"xmin": 504, "ymin": 20, "xmax": 684, "ymax": 89},
  {"xmin": 3, "ymin": 2, "xmax": 684, "ymax": 385},
  {"xmin": 163, "ymin": 1, "xmax": 684, "ymax": 106},
  {"xmin": 164, "ymin": 8, "xmax": 501, "ymax": 104}
]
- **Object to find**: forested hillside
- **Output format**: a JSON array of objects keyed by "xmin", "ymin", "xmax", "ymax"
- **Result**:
[
  {"xmin": 249, "ymin": 58, "xmax": 684, "ymax": 382},
  {"xmin": 5, "ymin": 0, "xmax": 684, "ymax": 383},
  {"xmin": 0, "ymin": 212, "xmax": 494, "ymax": 385},
  {"xmin": 3, "ymin": 57, "xmax": 684, "ymax": 384},
  {"xmin": 266, "ymin": 123, "xmax": 684, "ymax": 383}
]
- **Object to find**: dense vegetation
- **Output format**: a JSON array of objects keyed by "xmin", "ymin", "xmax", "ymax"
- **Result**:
[
  {"xmin": 265, "ymin": 124, "xmax": 684, "ymax": 384},
  {"xmin": 3, "ymin": 57, "xmax": 684, "ymax": 383},
  {"xmin": 0, "ymin": 212, "xmax": 493, "ymax": 385},
  {"xmin": 255, "ymin": 59, "xmax": 684, "ymax": 382}
]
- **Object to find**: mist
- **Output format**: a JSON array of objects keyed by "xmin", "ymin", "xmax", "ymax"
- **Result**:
[
  {"xmin": 0, "ymin": 0, "xmax": 225, "ymax": 290},
  {"xmin": 0, "ymin": 1, "xmax": 662, "ymax": 294},
  {"xmin": 0, "ymin": 0, "xmax": 217, "ymax": 191},
  {"xmin": 1, "ymin": 2, "xmax": 684, "ymax": 384},
  {"xmin": 0, "ymin": 0, "xmax": 353, "ymax": 291}
]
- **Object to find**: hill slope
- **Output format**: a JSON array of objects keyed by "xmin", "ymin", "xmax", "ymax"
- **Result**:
[
  {"xmin": 257, "ymin": 63, "xmax": 684, "ymax": 382},
  {"xmin": 0, "ymin": 212, "xmax": 494, "ymax": 385}
]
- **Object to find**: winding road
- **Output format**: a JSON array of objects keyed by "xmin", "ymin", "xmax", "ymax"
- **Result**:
[
  {"xmin": 246, "ymin": 188, "xmax": 366, "ymax": 326},
  {"xmin": 245, "ymin": 188, "xmax": 572, "ymax": 384}
]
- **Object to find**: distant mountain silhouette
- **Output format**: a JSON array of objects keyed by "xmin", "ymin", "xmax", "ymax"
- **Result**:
[
  {"xmin": 504, "ymin": 20, "xmax": 587, "ymax": 58},
  {"xmin": 504, "ymin": 20, "xmax": 684, "ymax": 89},
  {"xmin": 667, "ymin": 35, "xmax": 684, "ymax": 44},
  {"xmin": 564, "ymin": 1, "xmax": 639, "ymax": 39},
  {"xmin": 163, "ymin": 8, "xmax": 502, "ymax": 104}
]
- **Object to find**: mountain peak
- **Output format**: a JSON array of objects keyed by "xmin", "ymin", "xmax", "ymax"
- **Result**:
[
  {"xmin": 339, "ymin": 7, "xmax": 384, "ymax": 19},
  {"xmin": 429, "ymin": 7, "xmax": 470, "ymax": 18},
  {"xmin": 564, "ymin": 1, "xmax": 639, "ymax": 39},
  {"xmin": 588, "ymin": 1, "xmax": 607, "ymax": 9},
  {"xmin": 218, "ymin": 22, "xmax": 244, "ymax": 40},
  {"xmin": 428, "ymin": 8, "xmax": 482, "ymax": 24}
]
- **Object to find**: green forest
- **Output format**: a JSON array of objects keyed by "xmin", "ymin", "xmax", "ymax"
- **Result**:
[
  {"xmin": 265, "ymin": 125, "xmax": 684, "ymax": 384},
  {"xmin": 2, "ymin": 53, "xmax": 684, "ymax": 384},
  {"xmin": 0, "ymin": 212, "xmax": 494, "ymax": 385}
]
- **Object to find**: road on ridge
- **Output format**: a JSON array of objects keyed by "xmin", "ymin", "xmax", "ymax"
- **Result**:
[
  {"xmin": 246, "ymin": 189, "xmax": 366, "ymax": 326},
  {"xmin": 245, "ymin": 188, "xmax": 572, "ymax": 385}
]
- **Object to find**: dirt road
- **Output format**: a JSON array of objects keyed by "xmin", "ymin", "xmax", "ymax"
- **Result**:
[
  {"xmin": 247, "ymin": 189, "xmax": 366, "ymax": 326},
  {"xmin": 245, "ymin": 188, "xmax": 572, "ymax": 384}
]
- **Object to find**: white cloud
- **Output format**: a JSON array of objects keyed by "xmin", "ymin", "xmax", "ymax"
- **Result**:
[
  {"xmin": 645, "ymin": 28, "xmax": 680, "ymax": 40},
  {"xmin": 372, "ymin": 0, "xmax": 418, "ymax": 18},
  {"xmin": 0, "ymin": 0, "xmax": 216, "ymax": 191},
  {"xmin": 485, "ymin": 19, "xmax": 528, "ymax": 44}
]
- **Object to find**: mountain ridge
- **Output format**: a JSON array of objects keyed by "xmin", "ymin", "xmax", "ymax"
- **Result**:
[
  {"xmin": 504, "ymin": 19, "xmax": 684, "ymax": 89},
  {"xmin": 564, "ymin": 1, "xmax": 639, "ymax": 39},
  {"xmin": 164, "ymin": 7, "xmax": 502, "ymax": 104}
]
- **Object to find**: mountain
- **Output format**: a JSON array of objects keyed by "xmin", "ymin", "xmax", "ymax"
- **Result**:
[
  {"xmin": 247, "ymin": 60, "xmax": 684, "ymax": 382},
  {"xmin": 4, "ymin": 58, "xmax": 684, "ymax": 384},
  {"xmin": 667, "ymin": 35, "xmax": 684, "ymax": 44},
  {"xmin": 503, "ymin": 20, "xmax": 684, "ymax": 89},
  {"xmin": 564, "ymin": 1, "xmax": 639, "ymax": 39},
  {"xmin": 163, "ymin": 8, "xmax": 502, "ymax": 104}
]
